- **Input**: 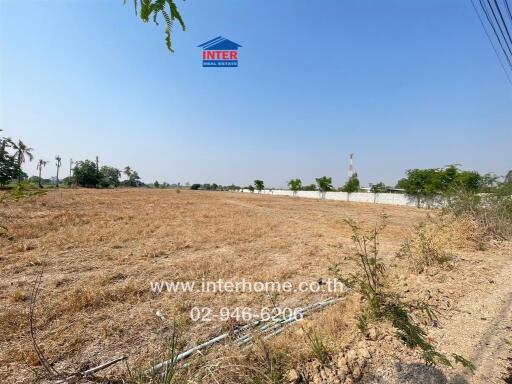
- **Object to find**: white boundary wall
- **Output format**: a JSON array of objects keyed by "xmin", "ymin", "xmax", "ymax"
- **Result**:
[{"xmin": 239, "ymin": 189, "xmax": 445, "ymax": 208}]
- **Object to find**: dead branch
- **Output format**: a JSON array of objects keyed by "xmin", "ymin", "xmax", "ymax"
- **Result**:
[
  {"xmin": 29, "ymin": 267, "xmax": 63, "ymax": 379},
  {"xmin": 55, "ymin": 356, "xmax": 127, "ymax": 383},
  {"xmin": 29, "ymin": 269, "xmax": 126, "ymax": 383}
]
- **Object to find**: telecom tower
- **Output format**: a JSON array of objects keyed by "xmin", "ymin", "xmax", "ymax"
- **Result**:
[{"xmin": 347, "ymin": 153, "xmax": 354, "ymax": 180}]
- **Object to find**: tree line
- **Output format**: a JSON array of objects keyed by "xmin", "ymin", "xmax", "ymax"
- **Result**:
[
  {"xmin": 244, "ymin": 165, "xmax": 511, "ymax": 201},
  {"xmin": 0, "ymin": 132, "xmax": 148, "ymax": 188},
  {"xmin": 189, "ymin": 183, "xmax": 241, "ymax": 191},
  {"xmin": 3, "ymin": 133, "xmax": 509, "ymax": 197},
  {"xmin": 244, "ymin": 175, "xmax": 362, "ymax": 194}
]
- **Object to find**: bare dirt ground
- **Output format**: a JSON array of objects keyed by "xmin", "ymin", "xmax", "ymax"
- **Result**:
[{"xmin": 0, "ymin": 189, "xmax": 510, "ymax": 383}]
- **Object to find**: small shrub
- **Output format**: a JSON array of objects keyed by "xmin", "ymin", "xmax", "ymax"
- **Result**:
[
  {"xmin": 0, "ymin": 224, "xmax": 7, "ymax": 238},
  {"xmin": 126, "ymin": 318, "xmax": 188, "ymax": 384},
  {"xmin": 304, "ymin": 328, "xmax": 330, "ymax": 365},
  {"xmin": 397, "ymin": 219, "xmax": 452, "ymax": 272},
  {"xmin": 1, "ymin": 181, "xmax": 46, "ymax": 202},
  {"xmin": 397, "ymin": 213, "xmax": 487, "ymax": 272},
  {"xmin": 248, "ymin": 339, "xmax": 286, "ymax": 384},
  {"xmin": 444, "ymin": 188, "xmax": 512, "ymax": 241},
  {"xmin": 9, "ymin": 290, "xmax": 28, "ymax": 303},
  {"xmin": 333, "ymin": 215, "xmax": 474, "ymax": 370}
]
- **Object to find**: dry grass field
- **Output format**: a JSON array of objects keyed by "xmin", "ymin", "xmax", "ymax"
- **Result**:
[{"xmin": 1, "ymin": 189, "xmax": 511, "ymax": 383}]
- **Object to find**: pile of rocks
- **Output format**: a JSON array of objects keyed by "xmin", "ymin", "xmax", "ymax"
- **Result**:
[
  {"xmin": 285, "ymin": 325, "xmax": 434, "ymax": 384},
  {"xmin": 288, "ymin": 340, "xmax": 374, "ymax": 384}
]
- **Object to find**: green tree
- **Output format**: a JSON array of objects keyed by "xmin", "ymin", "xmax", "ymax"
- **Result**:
[
  {"xmin": 254, "ymin": 180, "xmax": 264, "ymax": 192},
  {"xmin": 0, "ymin": 133, "xmax": 20, "ymax": 185},
  {"xmin": 154, "ymin": 180, "xmax": 160, "ymax": 188},
  {"xmin": 55, "ymin": 155, "xmax": 62, "ymax": 187},
  {"xmin": 123, "ymin": 166, "xmax": 132, "ymax": 179},
  {"xmin": 342, "ymin": 173, "xmax": 360, "ymax": 193},
  {"xmin": 128, "ymin": 171, "xmax": 142, "ymax": 187},
  {"xmin": 455, "ymin": 170, "xmax": 482, "ymax": 192},
  {"xmin": 370, "ymin": 182, "xmax": 387, "ymax": 193},
  {"xmin": 288, "ymin": 179, "xmax": 302, "ymax": 196},
  {"xmin": 248, "ymin": 185, "xmax": 255, "ymax": 193},
  {"xmin": 121, "ymin": 166, "xmax": 142, "ymax": 187},
  {"xmin": 302, "ymin": 183, "xmax": 317, "ymax": 191},
  {"xmin": 397, "ymin": 168, "xmax": 440, "ymax": 207},
  {"xmin": 227, "ymin": 184, "xmax": 240, "ymax": 191},
  {"xmin": 505, "ymin": 170, "xmax": 512, "ymax": 184},
  {"xmin": 438, "ymin": 165, "xmax": 458, "ymax": 191},
  {"xmin": 36, "ymin": 159, "xmax": 48, "ymax": 188},
  {"xmin": 12, "ymin": 140, "xmax": 34, "ymax": 183},
  {"xmin": 127, "ymin": 0, "xmax": 186, "ymax": 52},
  {"xmin": 397, "ymin": 166, "xmax": 489, "ymax": 207},
  {"xmin": 100, "ymin": 166, "xmax": 121, "ymax": 187},
  {"xmin": 190, "ymin": 183, "xmax": 200, "ymax": 190},
  {"xmin": 315, "ymin": 176, "xmax": 333, "ymax": 192},
  {"xmin": 74, "ymin": 160, "xmax": 101, "ymax": 187},
  {"xmin": 476, "ymin": 173, "xmax": 498, "ymax": 192},
  {"xmin": 61, "ymin": 176, "xmax": 72, "ymax": 186}
]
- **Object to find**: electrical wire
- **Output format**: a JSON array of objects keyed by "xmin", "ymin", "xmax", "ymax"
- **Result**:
[
  {"xmin": 487, "ymin": 0, "xmax": 512, "ymax": 57},
  {"xmin": 478, "ymin": 0, "xmax": 512, "ymax": 67},
  {"xmin": 482, "ymin": 0, "xmax": 512, "ymax": 64},
  {"xmin": 493, "ymin": 0, "xmax": 512, "ymax": 48},
  {"xmin": 471, "ymin": 0, "xmax": 512, "ymax": 85},
  {"xmin": 504, "ymin": 0, "xmax": 512, "ymax": 24}
]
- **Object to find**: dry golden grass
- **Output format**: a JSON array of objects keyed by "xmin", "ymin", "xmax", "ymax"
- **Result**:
[
  {"xmin": 396, "ymin": 213, "xmax": 487, "ymax": 273},
  {"xmin": 0, "ymin": 188, "xmax": 502, "ymax": 382}
]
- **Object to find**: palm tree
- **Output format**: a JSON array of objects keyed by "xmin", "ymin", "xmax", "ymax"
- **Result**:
[
  {"xmin": 12, "ymin": 140, "xmax": 34, "ymax": 183},
  {"xmin": 36, "ymin": 159, "xmax": 48, "ymax": 188},
  {"xmin": 123, "ymin": 166, "xmax": 132, "ymax": 179},
  {"xmin": 55, "ymin": 156, "xmax": 62, "ymax": 187}
]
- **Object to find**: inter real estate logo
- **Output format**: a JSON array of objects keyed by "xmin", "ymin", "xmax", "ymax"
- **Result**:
[{"xmin": 198, "ymin": 36, "xmax": 242, "ymax": 67}]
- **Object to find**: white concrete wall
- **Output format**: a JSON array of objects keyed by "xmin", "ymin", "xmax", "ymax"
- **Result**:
[{"xmin": 239, "ymin": 189, "xmax": 444, "ymax": 208}]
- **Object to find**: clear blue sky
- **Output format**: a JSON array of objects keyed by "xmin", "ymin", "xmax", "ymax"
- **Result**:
[{"xmin": 1, "ymin": 0, "xmax": 511, "ymax": 187}]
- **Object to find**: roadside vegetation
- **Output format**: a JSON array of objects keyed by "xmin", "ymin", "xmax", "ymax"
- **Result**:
[
  {"xmin": 0, "ymin": 131, "xmax": 182, "ymax": 190},
  {"xmin": 332, "ymin": 216, "xmax": 474, "ymax": 370},
  {"xmin": 242, "ymin": 165, "xmax": 508, "ymax": 202}
]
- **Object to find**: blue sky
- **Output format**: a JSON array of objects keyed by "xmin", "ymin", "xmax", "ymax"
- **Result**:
[{"xmin": 1, "ymin": 0, "xmax": 511, "ymax": 187}]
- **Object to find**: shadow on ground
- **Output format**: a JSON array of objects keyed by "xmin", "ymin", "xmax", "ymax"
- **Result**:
[{"xmin": 362, "ymin": 362, "xmax": 469, "ymax": 384}]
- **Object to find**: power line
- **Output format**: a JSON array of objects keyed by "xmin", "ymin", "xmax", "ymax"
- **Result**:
[
  {"xmin": 471, "ymin": 0, "xmax": 512, "ymax": 86},
  {"xmin": 486, "ymin": 0, "xmax": 512, "ymax": 58},
  {"xmin": 493, "ymin": 0, "xmax": 512, "ymax": 48},
  {"xmin": 480, "ymin": 0, "xmax": 512, "ymax": 65},
  {"xmin": 504, "ymin": 0, "xmax": 512, "ymax": 24},
  {"xmin": 478, "ymin": 0, "xmax": 512, "ymax": 67}
]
